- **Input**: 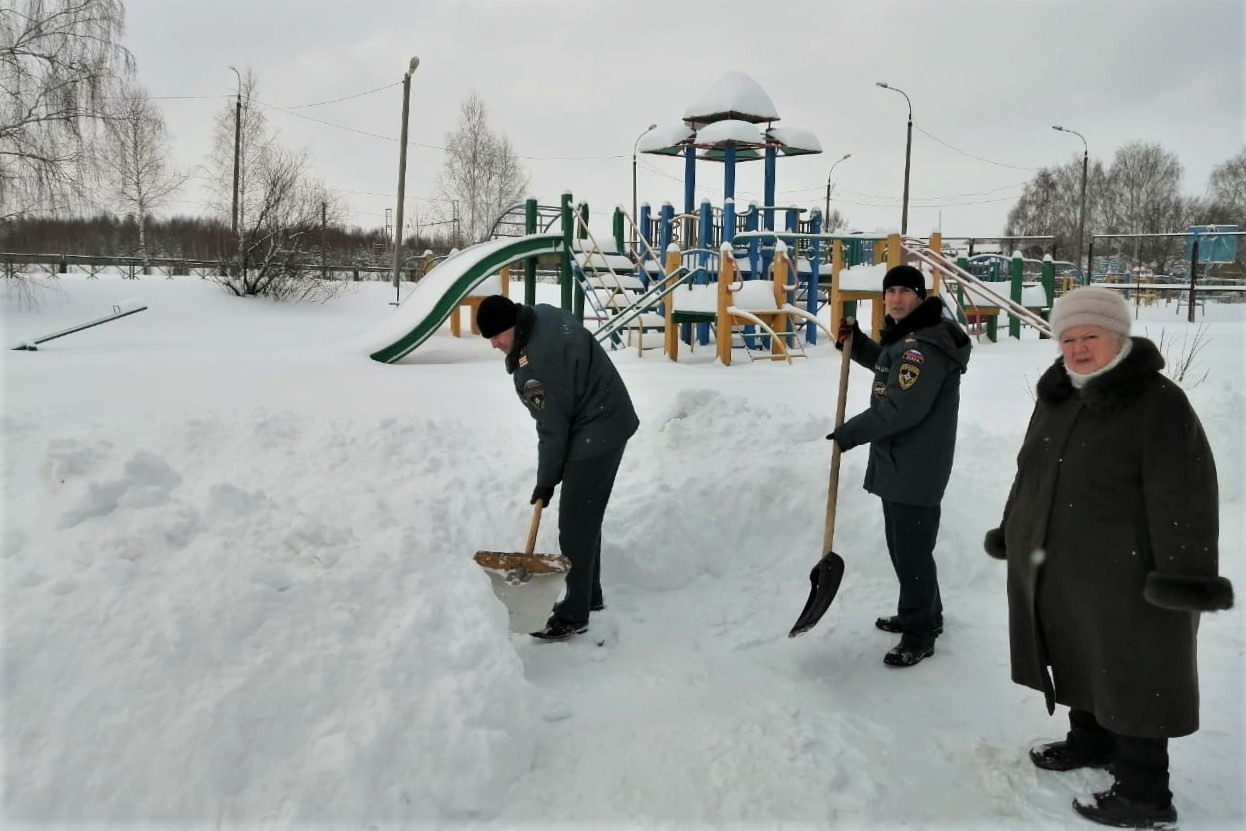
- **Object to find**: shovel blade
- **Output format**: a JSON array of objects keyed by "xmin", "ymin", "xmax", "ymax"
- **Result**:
[{"xmin": 788, "ymin": 551, "xmax": 846, "ymax": 638}]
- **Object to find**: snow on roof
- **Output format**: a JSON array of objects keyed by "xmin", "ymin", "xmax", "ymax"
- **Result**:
[
  {"xmin": 637, "ymin": 123, "xmax": 695, "ymax": 156},
  {"xmin": 694, "ymin": 119, "xmax": 768, "ymax": 148},
  {"xmin": 682, "ymin": 71, "xmax": 780, "ymax": 127},
  {"xmin": 766, "ymin": 126, "xmax": 823, "ymax": 156}
]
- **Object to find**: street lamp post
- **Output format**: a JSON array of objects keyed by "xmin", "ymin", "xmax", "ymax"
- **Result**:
[
  {"xmin": 391, "ymin": 56, "xmax": 420, "ymax": 305},
  {"xmin": 228, "ymin": 66, "xmax": 241, "ymax": 238},
  {"xmin": 632, "ymin": 123, "xmax": 657, "ymax": 254},
  {"xmin": 823, "ymin": 153, "xmax": 850, "ymax": 231},
  {"xmin": 876, "ymin": 82, "xmax": 913, "ymax": 235},
  {"xmin": 1052, "ymin": 125, "xmax": 1089, "ymax": 284}
]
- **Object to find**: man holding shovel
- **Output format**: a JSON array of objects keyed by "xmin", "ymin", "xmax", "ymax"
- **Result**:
[
  {"xmin": 827, "ymin": 265, "xmax": 971, "ymax": 667},
  {"xmin": 478, "ymin": 294, "xmax": 639, "ymax": 642}
]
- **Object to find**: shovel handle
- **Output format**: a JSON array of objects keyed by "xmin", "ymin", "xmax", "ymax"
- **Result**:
[
  {"xmin": 823, "ymin": 319, "xmax": 854, "ymax": 556},
  {"xmin": 524, "ymin": 501, "xmax": 543, "ymax": 556}
]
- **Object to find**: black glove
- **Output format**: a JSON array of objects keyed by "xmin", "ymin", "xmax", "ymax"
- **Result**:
[
  {"xmin": 825, "ymin": 432, "xmax": 843, "ymax": 450},
  {"xmin": 530, "ymin": 484, "xmax": 555, "ymax": 507},
  {"xmin": 835, "ymin": 318, "xmax": 859, "ymax": 351}
]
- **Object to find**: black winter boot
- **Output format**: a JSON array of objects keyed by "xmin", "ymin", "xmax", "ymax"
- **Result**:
[
  {"xmin": 1073, "ymin": 787, "xmax": 1177, "ymax": 828},
  {"xmin": 882, "ymin": 634, "xmax": 935, "ymax": 667},
  {"xmin": 1030, "ymin": 739, "xmax": 1112, "ymax": 771},
  {"xmin": 530, "ymin": 616, "xmax": 588, "ymax": 642}
]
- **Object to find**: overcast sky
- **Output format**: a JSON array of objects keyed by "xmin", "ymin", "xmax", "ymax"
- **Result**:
[{"xmin": 125, "ymin": 0, "xmax": 1243, "ymax": 240}]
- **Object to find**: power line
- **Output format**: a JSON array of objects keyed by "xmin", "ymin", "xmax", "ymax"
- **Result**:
[
  {"xmin": 283, "ymin": 81, "xmax": 402, "ymax": 109},
  {"xmin": 913, "ymin": 123, "xmax": 1039, "ymax": 172},
  {"xmin": 260, "ymin": 101, "xmax": 628, "ymax": 162}
]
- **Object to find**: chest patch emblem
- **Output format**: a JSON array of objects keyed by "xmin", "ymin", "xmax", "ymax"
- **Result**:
[
  {"xmin": 872, "ymin": 380, "xmax": 888, "ymax": 398},
  {"xmin": 522, "ymin": 378, "xmax": 545, "ymax": 411},
  {"xmin": 898, "ymin": 363, "xmax": 921, "ymax": 390},
  {"xmin": 901, "ymin": 349, "xmax": 924, "ymax": 364}
]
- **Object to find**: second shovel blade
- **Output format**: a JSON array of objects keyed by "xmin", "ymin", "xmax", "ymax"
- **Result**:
[{"xmin": 788, "ymin": 551, "xmax": 846, "ymax": 638}]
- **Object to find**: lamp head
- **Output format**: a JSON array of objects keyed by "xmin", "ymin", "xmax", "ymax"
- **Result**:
[
  {"xmin": 875, "ymin": 81, "xmax": 889, "ymax": 89},
  {"xmin": 408, "ymin": 56, "xmax": 420, "ymax": 74},
  {"xmin": 646, "ymin": 123, "xmax": 657, "ymax": 131},
  {"xmin": 1052, "ymin": 125, "xmax": 1064, "ymax": 132}
]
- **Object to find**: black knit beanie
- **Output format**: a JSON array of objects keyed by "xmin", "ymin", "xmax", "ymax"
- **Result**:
[
  {"xmin": 882, "ymin": 265, "xmax": 927, "ymax": 300},
  {"xmin": 477, "ymin": 295, "xmax": 517, "ymax": 338}
]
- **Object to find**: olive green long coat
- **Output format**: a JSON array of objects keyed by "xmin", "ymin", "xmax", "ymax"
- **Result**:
[{"xmin": 990, "ymin": 338, "xmax": 1226, "ymax": 738}]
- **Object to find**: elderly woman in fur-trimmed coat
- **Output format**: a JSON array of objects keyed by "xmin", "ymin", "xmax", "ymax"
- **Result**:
[{"xmin": 984, "ymin": 286, "xmax": 1233, "ymax": 830}]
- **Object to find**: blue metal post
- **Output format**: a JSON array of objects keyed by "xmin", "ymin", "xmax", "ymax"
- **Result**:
[
  {"xmin": 764, "ymin": 145, "xmax": 777, "ymax": 231},
  {"xmin": 807, "ymin": 211, "xmax": 822, "ymax": 343},
  {"xmin": 659, "ymin": 202, "xmax": 674, "ymax": 253},
  {"xmin": 683, "ymin": 145, "xmax": 696, "ymax": 217}
]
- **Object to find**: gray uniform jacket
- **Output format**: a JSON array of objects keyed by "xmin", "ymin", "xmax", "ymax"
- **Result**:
[
  {"xmin": 505, "ymin": 304, "xmax": 639, "ymax": 489},
  {"xmin": 834, "ymin": 297, "xmax": 971, "ymax": 507}
]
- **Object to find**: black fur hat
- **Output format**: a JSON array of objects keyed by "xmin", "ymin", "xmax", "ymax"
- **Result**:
[{"xmin": 882, "ymin": 265, "xmax": 927, "ymax": 299}]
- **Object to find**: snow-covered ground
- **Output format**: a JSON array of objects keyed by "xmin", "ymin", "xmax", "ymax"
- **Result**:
[{"xmin": 2, "ymin": 272, "xmax": 1242, "ymax": 828}]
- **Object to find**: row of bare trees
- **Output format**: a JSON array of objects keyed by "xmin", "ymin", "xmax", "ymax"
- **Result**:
[
  {"xmin": 1005, "ymin": 143, "xmax": 1246, "ymax": 273},
  {"xmin": 0, "ymin": 212, "xmax": 444, "ymax": 265},
  {"xmin": 2, "ymin": 1, "xmax": 531, "ymax": 299}
]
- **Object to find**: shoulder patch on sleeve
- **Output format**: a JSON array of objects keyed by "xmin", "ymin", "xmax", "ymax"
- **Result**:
[
  {"xmin": 522, "ymin": 379, "xmax": 545, "ymax": 411},
  {"xmin": 898, "ymin": 363, "xmax": 922, "ymax": 390}
]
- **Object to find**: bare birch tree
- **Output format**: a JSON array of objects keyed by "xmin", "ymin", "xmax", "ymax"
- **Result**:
[
  {"xmin": 99, "ymin": 80, "xmax": 186, "ymax": 266},
  {"xmin": 0, "ymin": 0, "xmax": 132, "ymax": 218},
  {"xmin": 1005, "ymin": 157, "xmax": 1108, "ymax": 260},
  {"xmin": 204, "ymin": 68, "xmax": 270, "ymax": 252},
  {"xmin": 203, "ymin": 70, "xmax": 344, "ymax": 300},
  {"xmin": 434, "ymin": 92, "xmax": 528, "ymax": 244},
  {"xmin": 1206, "ymin": 148, "xmax": 1246, "ymax": 227}
]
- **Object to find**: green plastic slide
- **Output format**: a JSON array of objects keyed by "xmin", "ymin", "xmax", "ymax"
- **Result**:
[{"xmin": 366, "ymin": 234, "xmax": 564, "ymax": 363}]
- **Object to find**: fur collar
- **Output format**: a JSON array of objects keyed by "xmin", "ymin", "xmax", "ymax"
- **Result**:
[
  {"xmin": 1036, "ymin": 336, "xmax": 1165, "ymax": 413},
  {"xmin": 504, "ymin": 304, "xmax": 537, "ymax": 375}
]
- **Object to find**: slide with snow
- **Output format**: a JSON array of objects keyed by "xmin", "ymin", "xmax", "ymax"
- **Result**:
[{"xmin": 364, "ymin": 234, "xmax": 564, "ymax": 363}]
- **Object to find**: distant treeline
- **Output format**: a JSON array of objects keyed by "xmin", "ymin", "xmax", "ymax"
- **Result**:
[{"xmin": 0, "ymin": 214, "xmax": 441, "ymax": 265}]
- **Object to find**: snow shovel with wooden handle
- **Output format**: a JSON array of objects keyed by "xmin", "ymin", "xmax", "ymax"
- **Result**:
[
  {"xmin": 473, "ymin": 502, "xmax": 572, "ymax": 634},
  {"xmin": 788, "ymin": 320, "xmax": 853, "ymax": 637}
]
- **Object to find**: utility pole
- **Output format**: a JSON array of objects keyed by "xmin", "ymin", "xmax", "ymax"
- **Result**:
[
  {"xmin": 876, "ymin": 82, "xmax": 913, "ymax": 235},
  {"xmin": 391, "ymin": 56, "xmax": 420, "ymax": 305},
  {"xmin": 1053, "ymin": 125, "xmax": 1089, "ymax": 284},
  {"xmin": 632, "ymin": 123, "xmax": 656, "ymax": 254},
  {"xmin": 824, "ymin": 153, "xmax": 850, "ymax": 232},
  {"xmin": 229, "ymin": 67, "xmax": 242, "ymax": 239}
]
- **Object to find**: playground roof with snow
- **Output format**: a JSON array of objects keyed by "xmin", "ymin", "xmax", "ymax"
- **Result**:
[{"xmin": 638, "ymin": 71, "xmax": 821, "ymax": 160}]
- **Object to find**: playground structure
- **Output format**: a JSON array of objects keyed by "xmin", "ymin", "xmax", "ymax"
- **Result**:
[
  {"xmin": 364, "ymin": 72, "xmax": 1246, "ymax": 362},
  {"xmin": 358, "ymin": 188, "xmax": 1058, "ymax": 366}
]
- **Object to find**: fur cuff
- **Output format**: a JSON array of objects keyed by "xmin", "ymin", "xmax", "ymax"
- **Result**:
[
  {"xmin": 983, "ymin": 528, "xmax": 1007, "ymax": 560},
  {"xmin": 1144, "ymin": 572, "xmax": 1234, "ymax": 612}
]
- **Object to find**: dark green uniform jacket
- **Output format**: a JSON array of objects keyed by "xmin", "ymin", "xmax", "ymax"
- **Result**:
[
  {"xmin": 834, "ymin": 298, "xmax": 971, "ymax": 507},
  {"xmin": 987, "ymin": 338, "xmax": 1231, "ymax": 738},
  {"xmin": 505, "ymin": 304, "xmax": 639, "ymax": 489}
]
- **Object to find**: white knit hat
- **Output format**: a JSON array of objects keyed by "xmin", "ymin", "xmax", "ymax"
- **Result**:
[{"xmin": 1049, "ymin": 286, "xmax": 1131, "ymax": 341}]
